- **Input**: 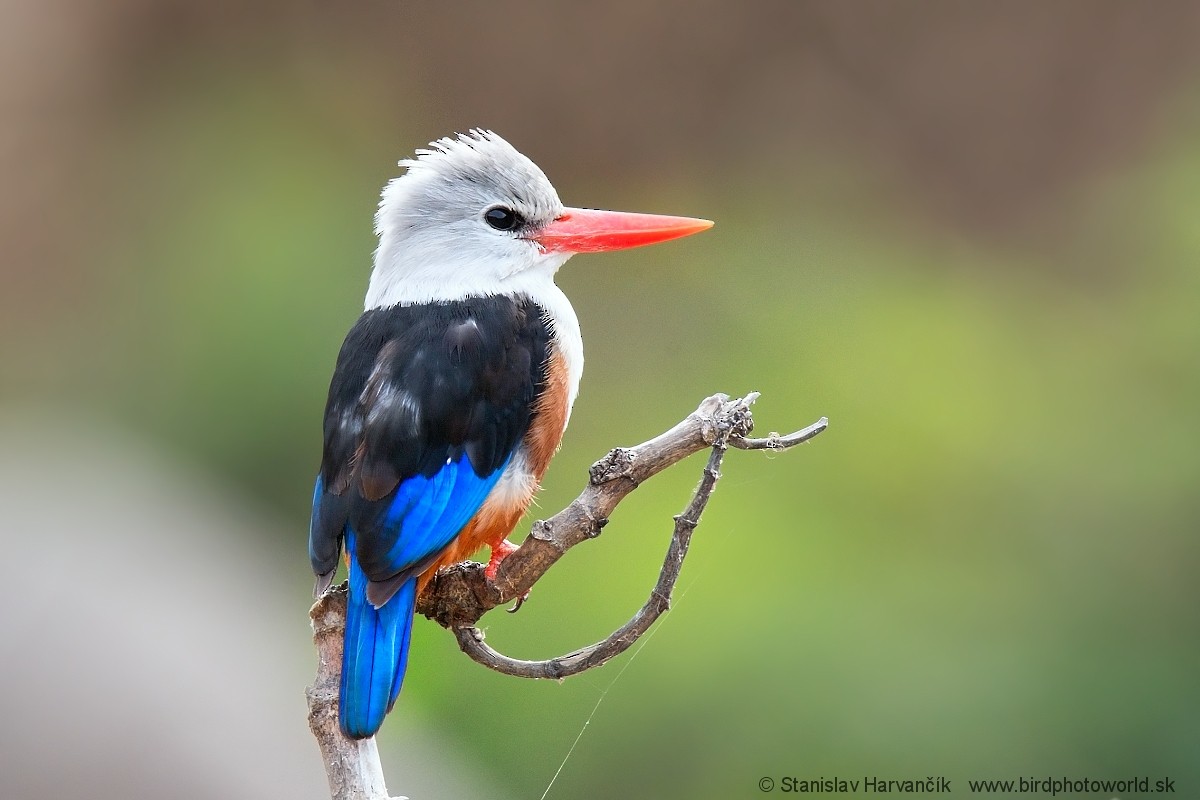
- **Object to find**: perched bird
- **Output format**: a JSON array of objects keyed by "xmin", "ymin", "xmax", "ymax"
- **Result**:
[{"xmin": 309, "ymin": 130, "xmax": 712, "ymax": 739}]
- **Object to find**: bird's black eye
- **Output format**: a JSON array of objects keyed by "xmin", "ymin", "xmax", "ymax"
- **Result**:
[{"xmin": 484, "ymin": 206, "xmax": 522, "ymax": 232}]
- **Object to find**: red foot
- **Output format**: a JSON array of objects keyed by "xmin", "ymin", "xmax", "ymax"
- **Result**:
[{"xmin": 483, "ymin": 538, "xmax": 520, "ymax": 581}]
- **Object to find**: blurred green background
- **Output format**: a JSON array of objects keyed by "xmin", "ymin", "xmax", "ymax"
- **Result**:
[{"xmin": 2, "ymin": 2, "xmax": 1198, "ymax": 798}]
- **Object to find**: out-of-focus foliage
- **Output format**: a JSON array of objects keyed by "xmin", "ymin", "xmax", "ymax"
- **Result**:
[{"xmin": 2, "ymin": 3, "xmax": 1197, "ymax": 798}]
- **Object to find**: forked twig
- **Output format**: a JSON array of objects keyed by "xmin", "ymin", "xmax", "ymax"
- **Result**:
[{"xmin": 449, "ymin": 394, "xmax": 825, "ymax": 677}]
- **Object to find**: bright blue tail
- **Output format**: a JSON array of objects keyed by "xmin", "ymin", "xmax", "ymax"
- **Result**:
[{"xmin": 339, "ymin": 551, "xmax": 416, "ymax": 739}]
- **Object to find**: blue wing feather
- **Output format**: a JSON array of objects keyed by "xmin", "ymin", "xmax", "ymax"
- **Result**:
[
  {"xmin": 335, "ymin": 452, "xmax": 508, "ymax": 738},
  {"xmin": 380, "ymin": 453, "xmax": 508, "ymax": 572}
]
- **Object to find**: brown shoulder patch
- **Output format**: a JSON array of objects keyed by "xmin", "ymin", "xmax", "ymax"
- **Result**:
[{"xmin": 525, "ymin": 348, "xmax": 570, "ymax": 480}]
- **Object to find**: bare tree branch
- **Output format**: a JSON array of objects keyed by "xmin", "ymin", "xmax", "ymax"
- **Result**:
[
  {"xmin": 450, "ymin": 394, "xmax": 825, "ymax": 678},
  {"xmin": 306, "ymin": 392, "xmax": 826, "ymax": 798},
  {"xmin": 729, "ymin": 417, "xmax": 830, "ymax": 451}
]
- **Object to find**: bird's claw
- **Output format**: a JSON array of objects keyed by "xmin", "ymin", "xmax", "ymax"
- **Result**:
[{"xmin": 507, "ymin": 590, "xmax": 531, "ymax": 613}]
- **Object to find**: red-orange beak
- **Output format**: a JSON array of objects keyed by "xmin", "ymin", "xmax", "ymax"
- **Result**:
[{"xmin": 534, "ymin": 207, "xmax": 713, "ymax": 254}]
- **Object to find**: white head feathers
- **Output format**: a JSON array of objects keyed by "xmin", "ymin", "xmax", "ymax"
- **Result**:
[{"xmin": 366, "ymin": 129, "xmax": 571, "ymax": 309}]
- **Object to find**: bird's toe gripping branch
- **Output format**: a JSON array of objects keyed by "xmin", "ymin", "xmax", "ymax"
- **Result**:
[
  {"xmin": 482, "ymin": 538, "xmax": 532, "ymax": 612},
  {"xmin": 484, "ymin": 538, "xmax": 520, "ymax": 581}
]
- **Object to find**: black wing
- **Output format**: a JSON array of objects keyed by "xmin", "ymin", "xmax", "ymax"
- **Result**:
[{"xmin": 308, "ymin": 295, "xmax": 550, "ymax": 601}]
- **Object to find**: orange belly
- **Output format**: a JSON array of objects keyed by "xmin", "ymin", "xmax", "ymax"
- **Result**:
[{"xmin": 416, "ymin": 346, "xmax": 572, "ymax": 591}]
